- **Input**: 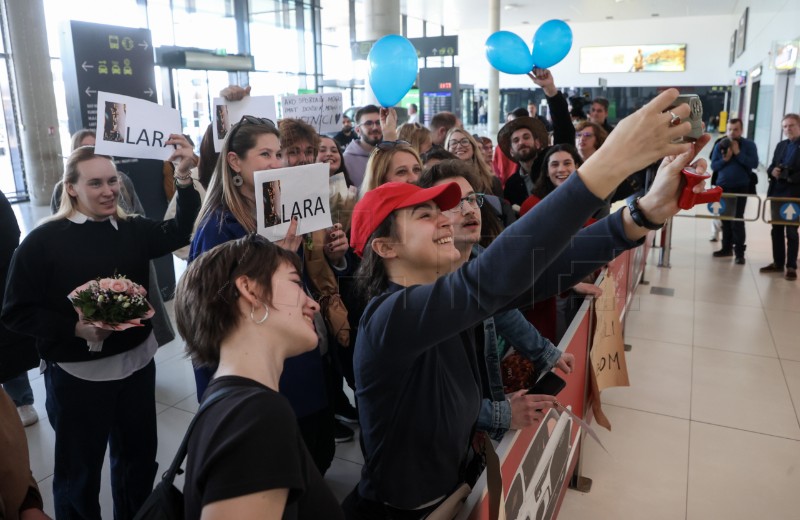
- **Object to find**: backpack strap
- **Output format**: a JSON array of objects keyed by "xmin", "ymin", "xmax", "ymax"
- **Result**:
[{"xmin": 161, "ymin": 386, "xmax": 235, "ymax": 483}]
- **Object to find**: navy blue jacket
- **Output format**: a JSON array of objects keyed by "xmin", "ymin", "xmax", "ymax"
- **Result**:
[
  {"xmin": 710, "ymin": 137, "xmax": 759, "ymax": 190},
  {"xmin": 354, "ymin": 173, "xmax": 641, "ymax": 509}
]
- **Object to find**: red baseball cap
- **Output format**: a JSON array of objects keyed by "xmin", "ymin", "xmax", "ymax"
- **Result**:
[{"xmin": 350, "ymin": 181, "xmax": 462, "ymax": 257}]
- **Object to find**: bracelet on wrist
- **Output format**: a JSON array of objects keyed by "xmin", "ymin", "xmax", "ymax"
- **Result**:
[{"xmin": 626, "ymin": 195, "xmax": 664, "ymax": 230}]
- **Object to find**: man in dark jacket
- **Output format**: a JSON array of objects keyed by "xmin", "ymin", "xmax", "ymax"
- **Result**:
[
  {"xmin": 500, "ymin": 69, "xmax": 575, "ymax": 209},
  {"xmin": 760, "ymin": 113, "xmax": 800, "ymax": 280},
  {"xmin": 710, "ymin": 118, "xmax": 759, "ymax": 264}
]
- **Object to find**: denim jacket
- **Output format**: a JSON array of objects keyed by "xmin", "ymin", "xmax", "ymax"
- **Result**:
[{"xmin": 472, "ymin": 245, "xmax": 562, "ymax": 440}]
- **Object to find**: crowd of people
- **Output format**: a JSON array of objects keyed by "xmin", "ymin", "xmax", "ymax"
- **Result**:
[{"xmin": 4, "ymin": 66, "xmax": 798, "ymax": 520}]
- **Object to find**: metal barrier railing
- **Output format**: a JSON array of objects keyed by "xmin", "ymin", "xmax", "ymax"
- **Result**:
[
  {"xmin": 673, "ymin": 192, "xmax": 763, "ymax": 222},
  {"xmin": 761, "ymin": 196, "xmax": 800, "ymax": 227},
  {"xmin": 658, "ymin": 193, "xmax": 763, "ymax": 269}
]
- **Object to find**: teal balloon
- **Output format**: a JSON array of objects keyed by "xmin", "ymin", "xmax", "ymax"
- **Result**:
[
  {"xmin": 485, "ymin": 31, "xmax": 534, "ymax": 74},
  {"xmin": 532, "ymin": 20, "xmax": 573, "ymax": 68},
  {"xmin": 368, "ymin": 35, "xmax": 418, "ymax": 107}
]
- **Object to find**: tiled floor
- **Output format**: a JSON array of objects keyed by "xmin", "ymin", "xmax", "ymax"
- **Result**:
[
  {"xmin": 15, "ymin": 190, "xmax": 800, "ymax": 519},
  {"xmin": 559, "ymin": 216, "xmax": 800, "ymax": 520}
]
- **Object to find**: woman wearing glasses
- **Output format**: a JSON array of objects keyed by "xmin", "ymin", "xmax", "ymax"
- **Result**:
[
  {"xmin": 445, "ymin": 128, "xmax": 515, "ymax": 230},
  {"xmin": 189, "ymin": 117, "xmax": 332, "ymax": 473},
  {"xmin": 417, "ymin": 160, "xmax": 574, "ymax": 441},
  {"xmin": 342, "ymin": 90, "xmax": 710, "ymax": 518},
  {"xmin": 444, "ymin": 128, "xmax": 502, "ymax": 198},
  {"xmin": 574, "ymin": 121, "xmax": 608, "ymax": 162}
]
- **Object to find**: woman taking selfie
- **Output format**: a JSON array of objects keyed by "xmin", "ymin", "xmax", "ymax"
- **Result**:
[{"xmin": 342, "ymin": 89, "xmax": 710, "ymax": 518}]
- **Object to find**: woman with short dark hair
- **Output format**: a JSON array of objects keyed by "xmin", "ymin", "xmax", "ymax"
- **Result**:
[{"xmin": 177, "ymin": 235, "xmax": 343, "ymax": 519}]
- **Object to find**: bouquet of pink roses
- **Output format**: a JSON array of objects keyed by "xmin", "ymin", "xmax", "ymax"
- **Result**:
[{"xmin": 68, "ymin": 275, "xmax": 155, "ymax": 352}]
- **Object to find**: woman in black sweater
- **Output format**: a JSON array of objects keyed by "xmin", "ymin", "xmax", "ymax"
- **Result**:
[{"xmin": 1, "ymin": 142, "xmax": 199, "ymax": 520}]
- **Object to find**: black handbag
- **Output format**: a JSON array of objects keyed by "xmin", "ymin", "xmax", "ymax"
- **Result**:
[{"xmin": 133, "ymin": 387, "xmax": 233, "ymax": 520}]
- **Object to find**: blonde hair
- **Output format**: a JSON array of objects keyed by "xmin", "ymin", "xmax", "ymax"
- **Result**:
[
  {"xmin": 42, "ymin": 146, "xmax": 128, "ymax": 225},
  {"xmin": 360, "ymin": 143, "xmax": 422, "ymax": 196},
  {"xmin": 194, "ymin": 121, "xmax": 280, "ymax": 234},
  {"xmin": 397, "ymin": 123, "xmax": 431, "ymax": 155},
  {"xmin": 444, "ymin": 128, "xmax": 495, "ymax": 195}
]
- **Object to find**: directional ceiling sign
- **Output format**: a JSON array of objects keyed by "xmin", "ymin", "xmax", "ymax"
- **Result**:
[{"xmin": 60, "ymin": 21, "xmax": 156, "ymax": 134}]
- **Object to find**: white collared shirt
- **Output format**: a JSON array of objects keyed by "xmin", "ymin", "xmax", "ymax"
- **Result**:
[{"xmin": 67, "ymin": 211, "xmax": 119, "ymax": 229}]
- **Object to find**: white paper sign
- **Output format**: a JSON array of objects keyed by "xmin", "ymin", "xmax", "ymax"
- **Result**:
[
  {"xmin": 212, "ymin": 95, "xmax": 277, "ymax": 152},
  {"xmin": 280, "ymin": 93, "xmax": 343, "ymax": 134},
  {"xmin": 94, "ymin": 91, "xmax": 182, "ymax": 161},
  {"xmin": 254, "ymin": 163, "xmax": 332, "ymax": 241}
]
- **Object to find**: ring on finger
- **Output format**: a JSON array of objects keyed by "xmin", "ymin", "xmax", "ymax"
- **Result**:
[{"xmin": 668, "ymin": 111, "xmax": 681, "ymax": 126}]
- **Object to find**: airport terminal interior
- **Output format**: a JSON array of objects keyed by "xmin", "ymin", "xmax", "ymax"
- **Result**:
[{"xmin": 2, "ymin": 0, "xmax": 800, "ymax": 518}]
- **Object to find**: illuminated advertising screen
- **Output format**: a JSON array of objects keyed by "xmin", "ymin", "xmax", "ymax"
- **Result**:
[
  {"xmin": 773, "ymin": 41, "xmax": 799, "ymax": 71},
  {"xmin": 580, "ymin": 44, "xmax": 686, "ymax": 73}
]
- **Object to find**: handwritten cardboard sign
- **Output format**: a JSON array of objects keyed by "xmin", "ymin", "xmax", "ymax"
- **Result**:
[
  {"xmin": 212, "ymin": 95, "xmax": 277, "ymax": 152},
  {"xmin": 280, "ymin": 93, "xmax": 343, "ymax": 134},
  {"xmin": 94, "ymin": 91, "xmax": 182, "ymax": 161},
  {"xmin": 591, "ymin": 275, "xmax": 630, "ymax": 393},
  {"xmin": 254, "ymin": 162, "xmax": 333, "ymax": 241}
]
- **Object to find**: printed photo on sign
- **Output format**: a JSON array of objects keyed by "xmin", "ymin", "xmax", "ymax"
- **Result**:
[
  {"xmin": 262, "ymin": 180, "xmax": 282, "ymax": 227},
  {"xmin": 280, "ymin": 93, "xmax": 343, "ymax": 135},
  {"xmin": 103, "ymin": 102, "xmax": 126, "ymax": 143},
  {"xmin": 254, "ymin": 162, "xmax": 332, "ymax": 241},
  {"xmin": 215, "ymin": 104, "xmax": 229, "ymax": 140},
  {"xmin": 94, "ymin": 91, "xmax": 182, "ymax": 161},
  {"xmin": 212, "ymin": 95, "xmax": 277, "ymax": 152}
]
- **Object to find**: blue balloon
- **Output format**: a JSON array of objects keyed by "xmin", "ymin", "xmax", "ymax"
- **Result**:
[
  {"xmin": 532, "ymin": 20, "xmax": 573, "ymax": 69},
  {"xmin": 485, "ymin": 31, "xmax": 534, "ymax": 74},
  {"xmin": 368, "ymin": 35, "xmax": 418, "ymax": 107}
]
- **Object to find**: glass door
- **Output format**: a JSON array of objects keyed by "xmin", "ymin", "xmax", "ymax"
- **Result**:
[
  {"xmin": 0, "ymin": 57, "xmax": 25, "ymax": 200},
  {"xmin": 172, "ymin": 68, "xmax": 232, "ymax": 150}
]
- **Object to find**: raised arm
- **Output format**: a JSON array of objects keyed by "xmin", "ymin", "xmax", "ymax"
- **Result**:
[
  {"xmin": 370, "ymin": 89, "xmax": 704, "ymax": 352},
  {"xmin": 529, "ymin": 68, "xmax": 573, "ymax": 145}
]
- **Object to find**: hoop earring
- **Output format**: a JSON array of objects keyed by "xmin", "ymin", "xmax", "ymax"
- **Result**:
[
  {"xmin": 232, "ymin": 174, "xmax": 244, "ymax": 187},
  {"xmin": 250, "ymin": 302, "xmax": 269, "ymax": 324}
]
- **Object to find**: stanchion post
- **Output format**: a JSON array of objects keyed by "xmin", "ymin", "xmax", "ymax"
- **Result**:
[{"xmin": 657, "ymin": 217, "xmax": 673, "ymax": 268}]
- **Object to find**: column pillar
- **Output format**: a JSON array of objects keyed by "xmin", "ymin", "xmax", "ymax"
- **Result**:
[
  {"xmin": 488, "ymin": 0, "xmax": 501, "ymax": 138},
  {"xmin": 362, "ymin": 0, "xmax": 401, "ymax": 106},
  {"xmin": 4, "ymin": 0, "xmax": 63, "ymax": 205}
]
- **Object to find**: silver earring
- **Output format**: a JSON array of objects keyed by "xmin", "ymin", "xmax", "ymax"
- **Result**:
[
  {"xmin": 232, "ymin": 174, "xmax": 244, "ymax": 187},
  {"xmin": 250, "ymin": 302, "xmax": 269, "ymax": 324}
]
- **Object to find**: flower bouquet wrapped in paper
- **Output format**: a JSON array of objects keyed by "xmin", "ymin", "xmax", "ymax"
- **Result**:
[{"xmin": 68, "ymin": 275, "xmax": 155, "ymax": 352}]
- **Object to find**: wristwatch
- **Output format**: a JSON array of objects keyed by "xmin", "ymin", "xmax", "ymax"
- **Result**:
[{"xmin": 626, "ymin": 195, "xmax": 664, "ymax": 230}]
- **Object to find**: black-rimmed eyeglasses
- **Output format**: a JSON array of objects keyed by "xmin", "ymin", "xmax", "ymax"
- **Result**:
[{"xmin": 447, "ymin": 193, "xmax": 485, "ymax": 213}]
